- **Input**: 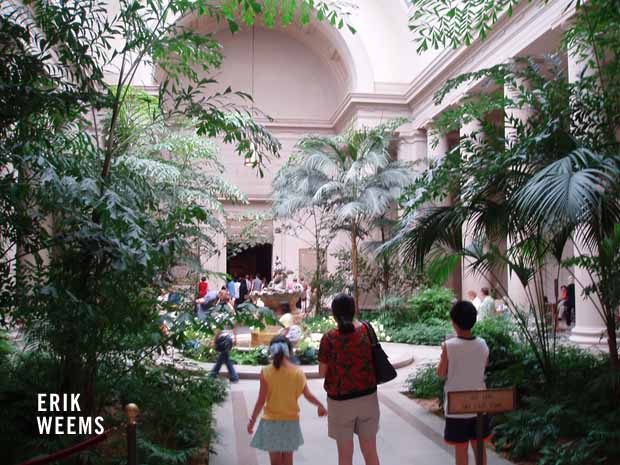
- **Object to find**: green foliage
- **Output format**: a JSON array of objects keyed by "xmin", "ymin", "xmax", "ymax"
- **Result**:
[
  {"xmin": 406, "ymin": 331, "xmax": 620, "ymax": 465},
  {"xmin": 390, "ymin": 320, "xmax": 453, "ymax": 346},
  {"xmin": 303, "ymin": 315, "xmax": 336, "ymax": 334},
  {"xmin": 390, "ymin": 52, "xmax": 620, "ymax": 375},
  {"xmin": 296, "ymin": 339, "xmax": 319, "ymax": 365},
  {"xmin": 0, "ymin": 353, "xmax": 65, "ymax": 464},
  {"xmin": 406, "ymin": 365, "xmax": 444, "ymax": 400},
  {"xmin": 0, "ymin": 0, "xmax": 356, "ymax": 462},
  {"xmin": 365, "ymin": 302, "xmax": 414, "ymax": 330},
  {"xmin": 409, "ymin": 0, "xmax": 535, "ymax": 52},
  {"xmin": 112, "ymin": 365, "xmax": 228, "ymax": 465},
  {"xmin": 409, "ymin": 287, "xmax": 454, "ymax": 322},
  {"xmin": 0, "ymin": 329, "xmax": 12, "ymax": 359},
  {"xmin": 400, "ymin": 0, "xmax": 620, "ymax": 374},
  {"xmin": 289, "ymin": 119, "xmax": 415, "ymax": 311},
  {"xmin": 473, "ymin": 317, "xmax": 520, "ymax": 368}
]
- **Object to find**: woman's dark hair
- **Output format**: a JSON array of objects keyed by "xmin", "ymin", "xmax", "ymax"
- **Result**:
[
  {"xmin": 280, "ymin": 302, "xmax": 291, "ymax": 314},
  {"xmin": 269, "ymin": 335, "xmax": 292, "ymax": 369},
  {"xmin": 332, "ymin": 293, "xmax": 356, "ymax": 334}
]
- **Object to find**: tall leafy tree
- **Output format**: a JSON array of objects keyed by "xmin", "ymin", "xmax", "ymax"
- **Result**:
[
  {"xmin": 272, "ymin": 156, "xmax": 337, "ymax": 313},
  {"xmin": 0, "ymin": 0, "xmax": 355, "ymax": 459},
  {"xmin": 390, "ymin": 58, "xmax": 620, "ymax": 376},
  {"xmin": 291, "ymin": 119, "xmax": 415, "ymax": 313},
  {"xmin": 402, "ymin": 0, "xmax": 620, "ymax": 371}
]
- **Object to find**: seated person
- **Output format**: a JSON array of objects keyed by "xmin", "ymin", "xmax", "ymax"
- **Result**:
[
  {"xmin": 196, "ymin": 290, "xmax": 219, "ymax": 318},
  {"xmin": 278, "ymin": 303, "xmax": 302, "ymax": 363}
]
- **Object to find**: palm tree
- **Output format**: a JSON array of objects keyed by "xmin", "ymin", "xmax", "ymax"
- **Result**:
[
  {"xmin": 272, "ymin": 157, "xmax": 337, "ymax": 314},
  {"xmin": 388, "ymin": 56, "xmax": 620, "ymax": 373},
  {"xmin": 293, "ymin": 119, "xmax": 415, "ymax": 314}
]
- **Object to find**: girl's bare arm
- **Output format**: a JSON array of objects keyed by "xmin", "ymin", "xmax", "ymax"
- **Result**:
[
  {"xmin": 303, "ymin": 384, "xmax": 327, "ymax": 417},
  {"xmin": 247, "ymin": 372, "xmax": 268, "ymax": 433}
]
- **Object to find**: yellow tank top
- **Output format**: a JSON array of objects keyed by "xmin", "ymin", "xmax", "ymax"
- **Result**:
[{"xmin": 262, "ymin": 364, "xmax": 307, "ymax": 421}]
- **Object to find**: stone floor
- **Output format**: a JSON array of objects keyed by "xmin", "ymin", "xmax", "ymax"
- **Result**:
[{"xmin": 210, "ymin": 345, "xmax": 515, "ymax": 465}]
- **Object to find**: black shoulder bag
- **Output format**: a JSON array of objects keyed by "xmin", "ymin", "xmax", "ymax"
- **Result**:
[{"xmin": 362, "ymin": 321, "xmax": 397, "ymax": 384}]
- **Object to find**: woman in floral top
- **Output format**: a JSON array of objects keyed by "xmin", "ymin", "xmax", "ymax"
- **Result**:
[{"xmin": 318, "ymin": 294, "xmax": 381, "ymax": 465}]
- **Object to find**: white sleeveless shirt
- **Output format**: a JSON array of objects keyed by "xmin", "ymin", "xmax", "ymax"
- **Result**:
[{"xmin": 444, "ymin": 336, "xmax": 489, "ymax": 418}]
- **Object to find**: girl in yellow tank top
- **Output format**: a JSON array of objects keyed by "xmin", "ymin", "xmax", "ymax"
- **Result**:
[{"xmin": 248, "ymin": 335, "xmax": 326, "ymax": 465}]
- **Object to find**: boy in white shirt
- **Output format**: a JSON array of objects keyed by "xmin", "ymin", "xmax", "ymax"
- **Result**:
[{"xmin": 438, "ymin": 300, "xmax": 491, "ymax": 465}]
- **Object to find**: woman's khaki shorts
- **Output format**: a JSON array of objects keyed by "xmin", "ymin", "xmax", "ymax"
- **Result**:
[{"xmin": 327, "ymin": 392, "xmax": 380, "ymax": 441}]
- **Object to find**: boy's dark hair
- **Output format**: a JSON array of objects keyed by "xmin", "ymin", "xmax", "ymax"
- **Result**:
[
  {"xmin": 332, "ymin": 293, "xmax": 355, "ymax": 334},
  {"xmin": 450, "ymin": 300, "xmax": 478, "ymax": 330},
  {"xmin": 201, "ymin": 277, "xmax": 206, "ymax": 281},
  {"xmin": 481, "ymin": 287, "xmax": 490, "ymax": 296},
  {"xmin": 269, "ymin": 335, "xmax": 292, "ymax": 369}
]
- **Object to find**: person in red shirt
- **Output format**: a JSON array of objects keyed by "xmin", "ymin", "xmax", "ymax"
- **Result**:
[
  {"xmin": 318, "ymin": 294, "xmax": 380, "ymax": 465},
  {"xmin": 198, "ymin": 277, "xmax": 208, "ymax": 298}
]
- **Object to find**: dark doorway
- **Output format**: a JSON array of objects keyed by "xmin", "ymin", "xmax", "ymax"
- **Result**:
[{"xmin": 227, "ymin": 243, "xmax": 272, "ymax": 281}]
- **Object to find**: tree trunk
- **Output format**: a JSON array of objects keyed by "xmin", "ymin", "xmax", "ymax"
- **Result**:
[
  {"xmin": 351, "ymin": 224, "xmax": 360, "ymax": 315},
  {"xmin": 606, "ymin": 318, "xmax": 619, "ymax": 371},
  {"xmin": 314, "ymin": 247, "xmax": 324, "ymax": 315},
  {"xmin": 380, "ymin": 224, "xmax": 390, "ymax": 298}
]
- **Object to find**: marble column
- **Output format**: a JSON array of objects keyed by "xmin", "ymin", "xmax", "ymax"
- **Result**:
[
  {"xmin": 460, "ymin": 119, "xmax": 492, "ymax": 299},
  {"xmin": 567, "ymin": 45, "xmax": 609, "ymax": 346},
  {"xmin": 426, "ymin": 129, "xmax": 449, "ymax": 164},
  {"xmin": 398, "ymin": 129, "xmax": 428, "ymax": 173},
  {"xmin": 424, "ymin": 129, "xmax": 462, "ymax": 297},
  {"xmin": 504, "ymin": 76, "xmax": 533, "ymax": 309}
]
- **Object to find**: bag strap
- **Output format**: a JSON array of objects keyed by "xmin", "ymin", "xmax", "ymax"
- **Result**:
[{"xmin": 362, "ymin": 321, "xmax": 378, "ymax": 347}]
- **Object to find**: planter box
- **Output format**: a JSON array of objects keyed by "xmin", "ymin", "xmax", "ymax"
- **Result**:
[{"xmin": 251, "ymin": 327, "xmax": 281, "ymax": 347}]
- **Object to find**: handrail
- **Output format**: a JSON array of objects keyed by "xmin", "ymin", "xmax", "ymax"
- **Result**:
[{"xmin": 15, "ymin": 427, "xmax": 116, "ymax": 465}]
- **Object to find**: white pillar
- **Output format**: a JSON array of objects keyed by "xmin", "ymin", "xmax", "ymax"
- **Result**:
[
  {"xmin": 201, "ymin": 215, "xmax": 227, "ymax": 289},
  {"xmin": 460, "ymin": 119, "xmax": 492, "ymax": 299},
  {"xmin": 569, "ymin": 237, "xmax": 607, "ymax": 347},
  {"xmin": 424, "ymin": 129, "xmax": 462, "ymax": 297},
  {"xmin": 427, "ymin": 129, "xmax": 449, "ymax": 163},
  {"xmin": 398, "ymin": 129, "xmax": 428, "ymax": 172},
  {"xmin": 567, "ymin": 46, "xmax": 609, "ymax": 346},
  {"xmin": 504, "ymin": 76, "xmax": 533, "ymax": 309}
]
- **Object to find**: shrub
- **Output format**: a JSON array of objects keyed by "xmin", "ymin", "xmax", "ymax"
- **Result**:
[
  {"xmin": 296, "ymin": 340, "xmax": 319, "ymax": 365},
  {"xmin": 473, "ymin": 316, "xmax": 521, "ymax": 370},
  {"xmin": 112, "ymin": 364, "xmax": 228, "ymax": 464},
  {"xmin": 390, "ymin": 320, "xmax": 453, "ymax": 345},
  {"xmin": 406, "ymin": 365, "xmax": 444, "ymax": 400},
  {"xmin": 303, "ymin": 315, "xmax": 336, "ymax": 334},
  {"xmin": 409, "ymin": 287, "xmax": 454, "ymax": 322}
]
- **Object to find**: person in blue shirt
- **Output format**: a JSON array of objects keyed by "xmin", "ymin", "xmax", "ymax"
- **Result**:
[{"xmin": 227, "ymin": 277, "xmax": 236, "ymax": 306}]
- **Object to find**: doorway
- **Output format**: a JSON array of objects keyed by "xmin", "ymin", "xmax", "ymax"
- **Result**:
[{"xmin": 227, "ymin": 243, "xmax": 273, "ymax": 281}]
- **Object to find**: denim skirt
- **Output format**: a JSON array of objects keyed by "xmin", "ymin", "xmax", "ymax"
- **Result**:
[{"xmin": 250, "ymin": 419, "xmax": 304, "ymax": 452}]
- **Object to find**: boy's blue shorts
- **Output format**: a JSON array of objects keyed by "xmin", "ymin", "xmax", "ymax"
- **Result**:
[{"xmin": 444, "ymin": 415, "xmax": 492, "ymax": 444}]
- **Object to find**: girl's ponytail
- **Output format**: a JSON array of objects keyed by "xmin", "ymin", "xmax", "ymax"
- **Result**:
[{"xmin": 269, "ymin": 336, "xmax": 292, "ymax": 369}]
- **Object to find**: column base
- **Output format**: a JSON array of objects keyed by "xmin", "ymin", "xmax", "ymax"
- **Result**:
[{"xmin": 569, "ymin": 325, "xmax": 612, "ymax": 348}]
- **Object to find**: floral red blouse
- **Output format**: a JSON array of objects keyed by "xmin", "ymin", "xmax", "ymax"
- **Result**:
[{"xmin": 318, "ymin": 324, "xmax": 377, "ymax": 400}]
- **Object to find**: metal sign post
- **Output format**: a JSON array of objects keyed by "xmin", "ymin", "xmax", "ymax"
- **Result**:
[{"xmin": 447, "ymin": 388, "xmax": 516, "ymax": 465}]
